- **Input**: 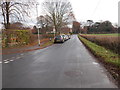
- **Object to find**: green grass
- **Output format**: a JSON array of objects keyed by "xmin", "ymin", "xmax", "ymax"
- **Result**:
[
  {"xmin": 84, "ymin": 33, "xmax": 120, "ymax": 36},
  {"xmin": 78, "ymin": 35, "xmax": 120, "ymax": 66},
  {"xmin": 41, "ymin": 40, "xmax": 53, "ymax": 48}
]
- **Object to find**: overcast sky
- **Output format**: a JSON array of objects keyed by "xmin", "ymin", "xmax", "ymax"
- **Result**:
[
  {"xmin": 0, "ymin": 0, "xmax": 119, "ymax": 29},
  {"xmin": 36, "ymin": 0, "xmax": 119, "ymax": 24}
]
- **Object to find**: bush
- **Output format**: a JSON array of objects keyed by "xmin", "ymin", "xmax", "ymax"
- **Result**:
[
  {"xmin": 2, "ymin": 29, "xmax": 37, "ymax": 47},
  {"xmin": 42, "ymin": 34, "xmax": 54, "ymax": 38}
]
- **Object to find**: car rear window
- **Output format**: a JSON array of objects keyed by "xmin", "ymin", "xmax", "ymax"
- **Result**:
[{"xmin": 55, "ymin": 36, "xmax": 61, "ymax": 38}]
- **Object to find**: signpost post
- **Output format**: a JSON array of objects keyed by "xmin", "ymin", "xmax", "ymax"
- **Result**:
[
  {"xmin": 53, "ymin": 26, "xmax": 56, "ymax": 38},
  {"xmin": 36, "ymin": 3, "xmax": 40, "ymax": 46}
]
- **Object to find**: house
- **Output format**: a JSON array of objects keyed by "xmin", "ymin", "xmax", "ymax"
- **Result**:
[
  {"xmin": 72, "ymin": 21, "xmax": 81, "ymax": 34},
  {"xmin": 60, "ymin": 27, "xmax": 71, "ymax": 34}
]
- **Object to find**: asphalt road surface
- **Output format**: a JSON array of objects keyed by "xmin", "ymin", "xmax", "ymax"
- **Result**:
[{"xmin": 3, "ymin": 35, "xmax": 117, "ymax": 88}]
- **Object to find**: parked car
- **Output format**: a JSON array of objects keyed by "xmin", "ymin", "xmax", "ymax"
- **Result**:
[
  {"xmin": 61, "ymin": 34, "xmax": 66, "ymax": 40},
  {"xmin": 65, "ymin": 35, "xmax": 69, "ymax": 40},
  {"xmin": 54, "ymin": 35, "xmax": 65, "ymax": 43},
  {"xmin": 67, "ymin": 35, "xmax": 71, "ymax": 39}
]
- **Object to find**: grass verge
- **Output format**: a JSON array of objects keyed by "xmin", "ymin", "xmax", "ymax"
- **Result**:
[
  {"xmin": 41, "ymin": 40, "xmax": 53, "ymax": 48},
  {"xmin": 78, "ymin": 35, "xmax": 120, "ymax": 87},
  {"xmin": 85, "ymin": 33, "xmax": 120, "ymax": 36},
  {"xmin": 2, "ymin": 39, "xmax": 53, "ymax": 55}
]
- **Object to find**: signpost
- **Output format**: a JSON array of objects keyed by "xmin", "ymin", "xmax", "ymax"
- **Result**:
[
  {"xmin": 36, "ymin": 3, "xmax": 40, "ymax": 46},
  {"xmin": 53, "ymin": 26, "xmax": 56, "ymax": 38}
]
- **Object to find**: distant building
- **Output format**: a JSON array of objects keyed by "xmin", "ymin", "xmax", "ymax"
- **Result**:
[
  {"xmin": 81, "ymin": 26, "xmax": 88, "ymax": 34},
  {"xmin": 60, "ymin": 27, "xmax": 71, "ymax": 34},
  {"xmin": 32, "ymin": 25, "xmax": 72, "ymax": 34},
  {"xmin": 72, "ymin": 21, "xmax": 81, "ymax": 34},
  {"xmin": 9, "ymin": 22, "xmax": 24, "ymax": 29}
]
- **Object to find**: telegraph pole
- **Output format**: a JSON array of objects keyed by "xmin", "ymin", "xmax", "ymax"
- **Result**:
[
  {"xmin": 53, "ymin": 26, "xmax": 56, "ymax": 38},
  {"xmin": 36, "ymin": 3, "xmax": 40, "ymax": 46}
]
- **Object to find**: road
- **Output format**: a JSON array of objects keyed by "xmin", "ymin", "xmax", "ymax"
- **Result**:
[{"xmin": 3, "ymin": 35, "xmax": 117, "ymax": 88}]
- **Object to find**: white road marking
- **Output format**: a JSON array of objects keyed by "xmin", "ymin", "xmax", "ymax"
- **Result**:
[
  {"xmin": 20, "ymin": 54, "xmax": 24, "ymax": 56},
  {"xmin": 16, "ymin": 57, "xmax": 21, "ymax": 59},
  {"xmin": 10, "ymin": 60, "xmax": 14, "ymax": 62},
  {"xmin": 3, "ymin": 59, "xmax": 9, "ymax": 61},
  {"xmin": 4, "ymin": 61, "xmax": 9, "ymax": 63},
  {"xmin": 4, "ymin": 60, "xmax": 9, "ymax": 62},
  {"xmin": 0, "ymin": 61, "xmax": 2, "ymax": 64}
]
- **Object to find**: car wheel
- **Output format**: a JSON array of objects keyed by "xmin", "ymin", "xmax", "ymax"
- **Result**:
[{"xmin": 54, "ymin": 40, "xmax": 56, "ymax": 43}]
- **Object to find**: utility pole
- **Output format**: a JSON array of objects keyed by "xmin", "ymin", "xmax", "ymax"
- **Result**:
[
  {"xmin": 53, "ymin": 26, "xmax": 56, "ymax": 38},
  {"xmin": 36, "ymin": 3, "xmax": 40, "ymax": 46}
]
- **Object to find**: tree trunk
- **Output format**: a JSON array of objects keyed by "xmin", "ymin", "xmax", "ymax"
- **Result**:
[{"xmin": 6, "ymin": 2, "xmax": 10, "ymax": 29}]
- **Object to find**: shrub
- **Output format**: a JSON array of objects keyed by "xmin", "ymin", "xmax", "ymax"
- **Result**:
[{"xmin": 2, "ymin": 29, "xmax": 37, "ymax": 47}]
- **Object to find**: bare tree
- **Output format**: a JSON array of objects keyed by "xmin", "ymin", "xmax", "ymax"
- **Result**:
[
  {"xmin": 87, "ymin": 20, "xmax": 93, "ymax": 32},
  {"xmin": 37, "ymin": 15, "xmax": 52, "ymax": 28},
  {"xmin": 0, "ymin": 0, "xmax": 37, "ymax": 29},
  {"xmin": 42, "ymin": 0, "xmax": 75, "ymax": 34},
  {"xmin": 36, "ymin": 15, "xmax": 53, "ymax": 34},
  {"xmin": 87, "ymin": 20, "xmax": 93, "ymax": 26}
]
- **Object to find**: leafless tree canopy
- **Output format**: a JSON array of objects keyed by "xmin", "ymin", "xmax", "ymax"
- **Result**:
[
  {"xmin": 0, "ymin": 0, "xmax": 37, "ymax": 29},
  {"xmin": 42, "ymin": 0, "xmax": 75, "ymax": 33}
]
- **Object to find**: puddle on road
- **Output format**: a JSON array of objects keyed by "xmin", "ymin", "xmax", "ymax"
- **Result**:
[
  {"xmin": 4, "ymin": 61, "xmax": 10, "ymax": 63},
  {"xmin": 9, "ymin": 60, "xmax": 14, "ymax": 62}
]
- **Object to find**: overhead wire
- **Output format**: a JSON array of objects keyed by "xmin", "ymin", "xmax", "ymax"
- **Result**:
[{"xmin": 91, "ymin": 0, "xmax": 101, "ymax": 19}]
